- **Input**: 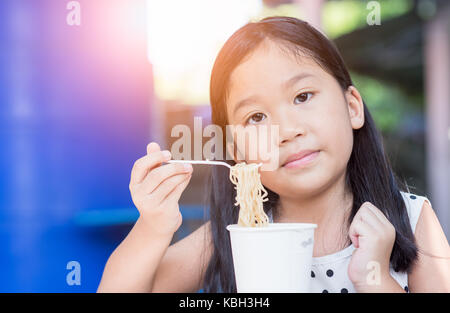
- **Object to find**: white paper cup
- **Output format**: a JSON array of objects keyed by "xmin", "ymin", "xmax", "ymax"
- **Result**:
[{"xmin": 226, "ymin": 223, "xmax": 317, "ymax": 293}]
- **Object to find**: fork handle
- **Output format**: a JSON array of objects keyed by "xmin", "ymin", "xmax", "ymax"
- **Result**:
[{"xmin": 167, "ymin": 159, "xmax": 232, "ymax": 169}]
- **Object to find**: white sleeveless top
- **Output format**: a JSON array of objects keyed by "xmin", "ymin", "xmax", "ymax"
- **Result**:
[{"xmin": 267, "ymin": 191, "xmax": 429, "ymax": 293}]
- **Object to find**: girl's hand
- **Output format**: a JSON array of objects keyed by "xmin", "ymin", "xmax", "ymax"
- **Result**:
[
  {"xmin": 129, "ymin": 142, "xmax": 193, "ymax": 238},
  {"xmin": 348, "ymin": 202, "xmax": 396, "ymax": 291}
]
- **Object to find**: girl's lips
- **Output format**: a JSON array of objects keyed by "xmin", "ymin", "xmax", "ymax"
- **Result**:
[{"xmin": 283, "ymin": 151, "xmax": 320, "ymax": 169}]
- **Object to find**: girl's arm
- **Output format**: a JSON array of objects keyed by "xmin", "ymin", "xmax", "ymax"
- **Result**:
[
  {"xmin": 97, "ymin": 220, "xmax": 212, "ymax": 293},
  {"xmin": 152, "ymin": 221, "xmax": 212, "ymax": 292},
  {"xmin": 98, "ymin": 142, "xmax": 210, "ymax": 292},
  {"xmin": 408, "ymin": 200, "xmax": 450, "ymax": 292},
  {"xmin": 97, "ymin": 217, "xmax": 172, "ymax": 292}
]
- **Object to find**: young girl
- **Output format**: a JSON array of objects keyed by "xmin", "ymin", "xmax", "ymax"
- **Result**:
[{"xmin": 97, "ymin": 16, "xmax": 449, "ymax": 293}]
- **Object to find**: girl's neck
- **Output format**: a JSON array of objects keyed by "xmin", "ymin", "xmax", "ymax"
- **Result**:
[{"xmin": 274, "ymin": 173, "xmax": 353, "ymax": 254}]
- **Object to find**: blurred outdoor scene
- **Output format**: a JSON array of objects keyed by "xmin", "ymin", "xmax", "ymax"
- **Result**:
[{"xmin": 0, "ymin": 0, "xmax": 449, "ymax": 292}]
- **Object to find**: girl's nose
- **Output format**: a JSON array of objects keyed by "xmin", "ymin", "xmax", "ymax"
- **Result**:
[
  {"xmin": 279, "ymin": 127, "xmax": 304, "ymax": 145},
  {"xmin": 277, "ymin": 109, "xmax": 305, "ymax": 145}
]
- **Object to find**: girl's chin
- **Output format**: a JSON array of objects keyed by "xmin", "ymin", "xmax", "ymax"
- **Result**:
[
  {"xmin": 263, "ymin": 172, "xmax": 323, "ymax": 192},
  {"xmin": 265, "ymin": 168, "xmax": 326, "ymax": 192}
]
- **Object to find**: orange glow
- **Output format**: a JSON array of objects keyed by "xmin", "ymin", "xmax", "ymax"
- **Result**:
[{"xmin": 146, "ymin": 0, "xmax": 262, "ymax": 105}]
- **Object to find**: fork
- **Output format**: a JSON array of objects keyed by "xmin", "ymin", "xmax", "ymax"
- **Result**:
[{"xmin": 167, "ymin": 159, "xmax": 262, "ymax": 169}]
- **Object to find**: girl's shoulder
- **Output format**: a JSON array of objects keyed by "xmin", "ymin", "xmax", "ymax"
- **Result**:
[{"xmin": 399, "ymin": 190, "xmax": 431, "ymax": 234}]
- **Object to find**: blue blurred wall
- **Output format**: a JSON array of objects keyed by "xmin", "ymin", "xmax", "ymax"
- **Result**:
[{"xmin": 0, "ymin": 0, "xmax": 154, "ymax": 292}]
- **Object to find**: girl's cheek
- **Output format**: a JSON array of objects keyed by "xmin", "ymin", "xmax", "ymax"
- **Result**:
[
  {"xmin": 259, "ymin": 170, "xmax": 278, "ymax": 191},
  {"xmin": 232, "ymin": 126, "xmax": 280, "ymax": 169}
]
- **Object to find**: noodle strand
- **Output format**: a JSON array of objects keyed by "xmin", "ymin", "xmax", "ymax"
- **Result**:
[{"xmin": 229, "ymin": 162, "xmax": 269, "ymax": 227}]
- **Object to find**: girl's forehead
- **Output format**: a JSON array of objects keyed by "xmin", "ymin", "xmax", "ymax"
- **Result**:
[
  {"xmin": 228, "ymin": 51, "xmax": 324, "ymax": 108},
  {"xmin": 229, "ymin": 42, "xmax": 323, "ymax": 90}
]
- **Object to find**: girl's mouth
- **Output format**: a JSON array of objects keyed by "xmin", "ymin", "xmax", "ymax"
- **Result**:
[{"xmin": 282, "ymin": 151, "xmax": 320, "ymax": 169}]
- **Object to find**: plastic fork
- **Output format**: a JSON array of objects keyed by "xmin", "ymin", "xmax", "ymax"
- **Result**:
[{"xmin": 167, "ymin": 159, "xmax": 262, "ymax": 169}]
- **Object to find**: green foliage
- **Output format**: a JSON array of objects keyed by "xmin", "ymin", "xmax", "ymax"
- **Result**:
[
  {"xmin": 323, "ymin": 0, "xmax": 414, "ymax": 38},
  {"xmin": 350, "ymin": 72, "xmax": 416, "ymax": 133},
  {"xmin": 254, "ymin": 0, "xmax": 414, "ymax": 39}
]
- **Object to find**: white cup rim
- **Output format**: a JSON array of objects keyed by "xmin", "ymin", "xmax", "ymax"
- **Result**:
[{"xmin": 226, "ymin": 223, "xmax": 317, "ymax": 232}]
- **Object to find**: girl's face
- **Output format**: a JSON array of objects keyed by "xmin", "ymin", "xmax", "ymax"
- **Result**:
[{"xmin": 226, "ymin": 39, "xmax": 364, "ymax": 200}]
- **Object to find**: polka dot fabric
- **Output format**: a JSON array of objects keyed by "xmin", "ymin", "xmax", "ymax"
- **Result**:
[{"xmin": 267, "ymin": 191, "xmax": 430, "ymax": 293}]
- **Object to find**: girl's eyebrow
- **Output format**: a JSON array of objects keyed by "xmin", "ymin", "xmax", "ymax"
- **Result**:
[
  {"xmin": 282, "ymin": 72, "xmax": 314, "ymax": 90},
  {"xmin": 232, "ymin": 72, "xmax": 315, "ymax": 116},
  {"xmin": 232, "ymin": 95, "xmax": 261, "ymax": 116}
]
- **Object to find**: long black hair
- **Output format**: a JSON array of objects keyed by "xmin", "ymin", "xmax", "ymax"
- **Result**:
[{"xmin": 203, "ymin": 16, "xmax": 417, "ymax": 292}]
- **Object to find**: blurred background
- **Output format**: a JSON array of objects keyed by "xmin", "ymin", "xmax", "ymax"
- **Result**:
[{"xmin": 0, "ymin": 0, "xmax": 448, "ymax": 292}]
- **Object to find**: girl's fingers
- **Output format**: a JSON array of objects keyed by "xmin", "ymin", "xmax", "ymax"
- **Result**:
[
  {"xmin": 129, "ymin": 150, "xmax": 171, "ymax": 186},
  {"xmin": 349, "ymin": 233, "xmax": 359, "ymax": 248},
  {"xmin": 147, "ymin": 142, "xmax": 160, "ymax": 155},
  {"xmin": 363, "ymin": 202, "xmax": 397, "ymax": 242},
  {"xmin": 355, "ymin": 205, "xmax": 383, "ymax": 232},
  {"xmin": 139, "ymin": 162, "xmax": 193, "ymax": 195},
  {"xmin": 349, "ymin": 213, "xmax": 376, "ymax": 248},
  {"xmin": 364, "ymin": 202, "xmax": 391, "ymax": 227},
  {"xmin": 348, "ymin": 220, "xmax": 361, "ymax": 248},
  {"xmin": 161, "ymin": 173, "xmax": 192, "ymax": 206},
  {"xmin": 148, "ymin": 172, "xmax": 192, "ymax": 207},
  {"xmin": 349, "ymin": 220, "xmax": 367, "ymax": 248}
]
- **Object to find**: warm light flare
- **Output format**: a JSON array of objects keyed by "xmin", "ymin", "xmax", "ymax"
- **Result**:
[{"xmin": 146, "ymin": 0, "xmax": 262, "ymax": 105}]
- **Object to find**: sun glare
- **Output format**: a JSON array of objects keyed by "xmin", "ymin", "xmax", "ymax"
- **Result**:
[{"xmin": 146, "ymin": 0, "xmax": 262, "ymax": 105}]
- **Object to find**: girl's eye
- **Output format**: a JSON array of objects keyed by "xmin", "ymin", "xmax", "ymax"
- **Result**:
[
  {"xmin": 246, "ymin": 112, "xmax": 266, "ymax": 125},
  {"xmin": 294, "ymin": 92, "xmax": 313, "ymax": 104}
]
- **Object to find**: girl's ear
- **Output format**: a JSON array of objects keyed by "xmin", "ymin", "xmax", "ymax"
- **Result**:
[{"xmin": 345, "ymin": 86, "xmax": 365, "ymax": 130}]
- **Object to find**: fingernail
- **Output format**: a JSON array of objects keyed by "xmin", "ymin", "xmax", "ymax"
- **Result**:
[
  {"xmin": 162, "ymin": 150, "xmax": 171, "ymax": 159},
  {"xmin": 184, "ymin": 163, "xmax": 193, "ymax": 171}
]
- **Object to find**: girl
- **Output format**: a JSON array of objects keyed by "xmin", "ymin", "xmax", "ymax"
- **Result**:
[{"xmin": 98, "ymin": 16, "xmax": 449, "ymax": 293}]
